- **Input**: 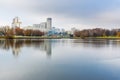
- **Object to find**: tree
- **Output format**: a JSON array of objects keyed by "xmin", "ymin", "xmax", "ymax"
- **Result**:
[
  {"xmin": 0, "ymin": 26, "xmax": 10, "ymax": 36},
  {"xmin": 117, "ymin": 32, "xmax": 120, "ymax": 37},
  {"xmin": 24, "ymin": 29, "xmax": 33, "ymax": 36},
  {"xmin": 32, "ymin": 30, "xmax": 44, "ymax": 36},
  {"xmin": 15, "ymin": 27, "xmax": 24, "ymax": 36},
  {"xmin": 74, "ymin": 31, "xmax": 81, "ymax": 37}
]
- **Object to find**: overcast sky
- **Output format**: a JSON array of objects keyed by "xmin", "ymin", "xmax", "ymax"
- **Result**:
[{"xmin": 0, "ymin": 0, "xmax": 120, "ymax": 30}]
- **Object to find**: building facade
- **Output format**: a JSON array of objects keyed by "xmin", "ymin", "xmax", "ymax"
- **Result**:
[
  {"xmin": 12, "ymin": 17, "xmax": 22, "ymax": 28},
  {"xmin": 33, "ymin": 22, "xmax": 47, "ymax": 32},
  {"xmin": 32, "ymin": 18, "xmax": 52, "ymax": 32},
  {"xmin": 47, "ymin": 18, "xmax": 52, "ymax": 31}
]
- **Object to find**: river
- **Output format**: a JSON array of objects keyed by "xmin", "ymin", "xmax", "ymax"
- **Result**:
[{"xmin": 0, "ymin": 39, "xmax": 120, "ymax": 80}]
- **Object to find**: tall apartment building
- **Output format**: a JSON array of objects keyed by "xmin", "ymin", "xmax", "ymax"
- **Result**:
[
  {"xmin": 12, "ymin": 17, "xmax": 22, "ymax": 28},
  {"xmin": 47, "ymin": 18, "xmax": 52, "ymax": 31},
  {"xmin": 12, "ymin": 17, "xmax": 22, "ymax": 35},
  {"xmin": 33, "ymin": 18, "xmax": 52, "ymax": 32},
  {"xmin": 33, "ymin": 22, "xmax": 47, "ymax": 32}
]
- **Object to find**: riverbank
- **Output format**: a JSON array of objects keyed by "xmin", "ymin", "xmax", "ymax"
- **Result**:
[
  {"xmin": 0, "ymin": 36, "xmax": 69, "ymax": 39},
  {"xmin": 73, "ymin": 36, "xmax": 120, "ymax": 40},
  {"xmin": 1, "ymin": 36, "xmax": 120, "ymax": 39},
  {"xmin": 95, "ymin": 36, "xmax": 120, "ymax": 39}
]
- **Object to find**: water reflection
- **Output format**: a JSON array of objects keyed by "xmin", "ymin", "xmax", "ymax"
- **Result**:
[
  {"xmin": 0, "ymin": 39, "xmax": 52, "ymax": 57},
  {"xmin": 1, "ymin": 39, "xmax": 120, "ymax": 57},
  {"xmin": 72, "ymin": 39, "xmax": 120, "ymax": 48},
  {"xmin": 0, "ymin": 39, "xmax": 120, "ymax": 80}
]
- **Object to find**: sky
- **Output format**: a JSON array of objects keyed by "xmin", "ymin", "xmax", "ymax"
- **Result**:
[{"xmin": 0, "ymin": 0, "xmax": 120, "ymax": 30}]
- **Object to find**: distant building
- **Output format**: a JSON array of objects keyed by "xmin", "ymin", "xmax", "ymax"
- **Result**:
[
  {"xmin": 12, "ymin": 17, "xmax": 22, "ymax": 35},
  {"xmin": 46, "ymin": 18, "xmax": 52, "ymax": 31},
  {"xmin": 33, "ymin": 22, "xmax": 47, "ymax": 32},
  {"xmin": 61, "ymin": 28, "xmax": 65, "ymax": 33},
  {"xmin": 71, "ymin": 27, "xmax": 77, "ymax": 35},
  {"xmin": 23, "ymin": 26, "xmax": 33, "ymax": 30},
  {"xmin": 67, "ymin": 31, "xmax": 72, "ymax": 35},
  {"xmin": 47, "ymin": 27, "xmax": 66, "ymax": 36},
  {"xmin": 32, "ymin": 18, "xmax": 52, "ymax": 32},
  {"xmin": 12, "ymin": 17, "xmax": 22, "ymax": 28}
]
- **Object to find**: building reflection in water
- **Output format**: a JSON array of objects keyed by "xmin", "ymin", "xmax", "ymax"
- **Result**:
[
  {"xmin": 72, "ymin": 39, "xmax": 120, "ymax": 48},
  {"xmin": 0, "ymin": 39, "xmax": 52, "ymax": 57}
]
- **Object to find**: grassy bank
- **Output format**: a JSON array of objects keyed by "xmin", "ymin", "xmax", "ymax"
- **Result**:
[
  {"xmin": 1, "ymin": 36, "xmax": 120, "ymax": 39},
  {"xmin": 0, "ymin": 36, "xmax": 64, "ymax": 39},
  {"xmin": 72, "ymin": 36, "xmax": 120, "ymax": 39},
  {"xmin": 96, "ymin": 36, "xmax": 120, "ymax": 39}
]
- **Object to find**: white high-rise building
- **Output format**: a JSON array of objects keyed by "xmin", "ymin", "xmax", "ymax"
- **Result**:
[
  {"xmin": 32, "ymin": 18, "xmax": 52, "ymax": 32},
  {"xmin": 33, "ymin": 22, "xmax": 47, "ymax": 32},
  {"xmin": 47, "ymin": 18, "xmax": 52, "ymax": 32},
  {"xmin": 12, "ymin": 17, "xmax": 22, "ymax": 28}
]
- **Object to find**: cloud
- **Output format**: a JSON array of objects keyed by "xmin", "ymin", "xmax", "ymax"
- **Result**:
[
  {"xmin": 0, "ymin": 0, "xmax": 120, "ymax": 29},
  {"xmin": 34, "ymin": 0, "xmax": 119, "ymax": 19}
]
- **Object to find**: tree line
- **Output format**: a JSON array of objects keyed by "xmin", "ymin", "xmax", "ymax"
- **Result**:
[
  {"xmin": 0, "ymin": 26, "xmax": 44, "ymax": 36},
  {"xmin": 74, "ymin": 28, "xmax": 120, "ymax": 38}
]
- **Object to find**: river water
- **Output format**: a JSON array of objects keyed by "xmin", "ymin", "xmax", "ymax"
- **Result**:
[{"xmin": 0, "ymin": 39, "xmax": 120, "ymax": 80}]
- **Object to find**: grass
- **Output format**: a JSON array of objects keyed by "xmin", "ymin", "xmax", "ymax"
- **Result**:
[
  {"xmin": 96, "ymin": 36, "xmax": 120, "ymax": 39},
  {"xmin": 72, "ymin": 36, "xmax": 120, "ymax": 39},
  {"xmin": 1, "ymin": 36, "xmax": 120, "ymax": 39},
  {"xmin": 0, "ymin": 36, "xmax": 63, "ymax": 39}
]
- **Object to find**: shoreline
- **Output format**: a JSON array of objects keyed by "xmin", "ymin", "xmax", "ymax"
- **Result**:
[
  {"xmin": 0, "ymin": 36, "xmax": 68, "ymax": 39},
  {"xmin": 1, "ymin": 36, "xmax": 120, "ymax": 39}
]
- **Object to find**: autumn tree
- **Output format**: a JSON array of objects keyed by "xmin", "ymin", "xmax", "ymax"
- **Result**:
[
  {"xmin": 23, "ymin": 29, "xmax": 33, "ymax": 36},
  {"xmin": 32, "ymin": 30, "xmax": 44, "ymax": 36},
  {"xmin": 15, "ymin": 27, "xmax": 24, "ymax": 36},
  {"xmin": 0, "ymin": 26, "xmax": 10, "ymax": 36},
  {"xmin": 74, "ymin": 31, "xmax": 81, "ymax": 37},
  {"xmin": 117, "ymin": 32, "xmax": 120, "ymax": 37}
]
